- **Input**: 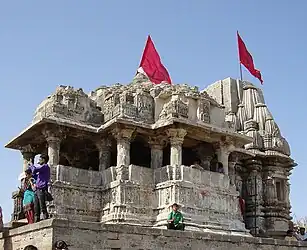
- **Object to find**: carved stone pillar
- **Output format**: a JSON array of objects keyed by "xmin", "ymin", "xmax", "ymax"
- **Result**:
[
  {"xmin": 234, "ymin": 161, "xmax": 245, "ymax": 196},
  {"xmin": 228, "ymin": 161, "xmax": 236, "ymax": 185},
  {"xmin": 244, "ymin": 159, "xmax": 264, "ymax": 235},
  {"xmin": 113, "ymin": 128, "xmax": 134, "ymax": 166},
  {"xmin": 96, "ymin": 137, "xmax": 112, "ymax": 171},
  {"xmin": 166, "ymin": 128, "xmax": 187, "ymax": 166},
  {"xmin": 21, "ymin": 145, "xmax": 36, "ymax": 171},
  {"xmin": 46, "ymin": 136, "xmax": 61, "ymax": 167},
  {"xmin": 149, "ymin": 136, "xmax": 166, "ymax": 169},
  {"xmin": 43, "ymin": 128, "xmax": 62, "ymax": 184},
  {"xmin": 215, "ymin": 144, "xmax": 230, "ymax": 175}
]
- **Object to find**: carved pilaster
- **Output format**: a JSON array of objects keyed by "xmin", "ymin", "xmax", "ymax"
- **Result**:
[
  {"xmin": 166, "ymin": 128, "xmax": 187, "ymax": 166},
  {"xmin": 112, "ymin": 128, "xmax": 134, "ymax": 166},
  {"xmin": 95, "ymin": 137, "xmax": 112, "ymax": 171},
  {"xmin": 148, "ymin": 136, "xmax": 167, "ymax": 169}
]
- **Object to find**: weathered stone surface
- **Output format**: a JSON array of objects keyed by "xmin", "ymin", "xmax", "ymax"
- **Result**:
[
  {"xmin": 5, "ymin": 77, "xmax": 297, "ymax": 246},
  {"xmin": 1, "ymin": 219, "xmax": 306, "ymax": 250}
]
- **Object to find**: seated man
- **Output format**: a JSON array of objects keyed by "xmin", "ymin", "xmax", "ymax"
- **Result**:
[
  {"xmin": 167, "ymin": 203, "xmax": 184, "ymax": 231},
  {"xmin": 296, "ymin": 227, "xmax": 307, "ymax": 241}
]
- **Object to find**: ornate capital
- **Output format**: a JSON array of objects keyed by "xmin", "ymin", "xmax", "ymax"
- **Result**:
[
  {"xmin": 20, "ymin": 144, "xmax": 37, "ymax": 154},
  {"xmin": 42, "ymin": 126, "xmax": 64, "ymax": 144},
  {"xmin": 166, "ymin": 128, "xmax": 187, "ymax": 146},
  {"xmin": 95, "ymin": 136, "xmax": 112, "ymax": 151},
  {"xmin": 148, "ymin": 135, "xmax": 167, "ymax": 149},
  {"xmin": 112, "ymin": 128, "xmax": 135, "ymax": 142}
]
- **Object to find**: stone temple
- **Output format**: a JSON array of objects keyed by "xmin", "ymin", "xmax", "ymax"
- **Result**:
[{"xmin": 1, "ymin": 75, "xmax": 305, "ymax": 249}]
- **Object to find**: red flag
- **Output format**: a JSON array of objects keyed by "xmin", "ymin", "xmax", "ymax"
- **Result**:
[
  {"xmin": 138, "ymin": 35, "xmax": 172, "ymax": 84},
  {"xmin": 237, "ymin": 32, "xmax": 263, "ymax": 84}
]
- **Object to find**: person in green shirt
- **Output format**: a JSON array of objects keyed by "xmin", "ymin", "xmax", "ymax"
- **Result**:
[{"xmin": 167, "ymin": 203, "xmax": 185, "ymax": 231}]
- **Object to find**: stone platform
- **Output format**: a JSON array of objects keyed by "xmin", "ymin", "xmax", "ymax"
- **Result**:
[{"xmin": 1, "ymin": 219, "xmax": 307, "ymax": 250}]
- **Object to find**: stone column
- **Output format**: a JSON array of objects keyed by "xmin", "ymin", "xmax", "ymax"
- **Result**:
[
  {"xmin": 166, "ymin": 128, "xmax": 187, "ymax": 166},
  {"xmin": 43, "ymin": 129, "xmax": 62, "ymax": 183},
  {"xmin": 21, "ymin": 145, "xmax": 36, "ymax": 171},
  {"xmin": 149, "ymin": 136, "xmax": 166, "ymax": 169},
  {"xmin": 228, "ymin": 161, "xmax": 236, "ymax": 185},
  {"xmin": 113, "ymin": 128, "xmax": 134, "ymax": 166},
  {"xmin": 96, "ymin": 137, "xmax": 112, "ymax": 171},
  {"xmin": 46, "ymin": 136, "xmax": 61, "ymax": 167},
  {"xmin": 215, "ymin": 144, "xmax": 230, "ymax": 175},
  {"xmin": 244, "ymin": 159, "xmax": 264, "ymax": 235}
]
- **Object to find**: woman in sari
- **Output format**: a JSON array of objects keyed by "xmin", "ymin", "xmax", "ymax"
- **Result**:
[{"xmin": 22, "ymin": 169, "xmax": 36, "ymax": 224}]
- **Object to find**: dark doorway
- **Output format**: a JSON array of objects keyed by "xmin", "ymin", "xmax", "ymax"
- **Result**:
[
  {"xmin": 130, "ymin": 135, "xmax": 151, "ymax": 168},
  {"xmin": 60, "ymin": 137, "xmax": 99, "ymax": 171},
  {"xmin": 163, "ymin": 144, "xmax": 170, "ymax": 166}
]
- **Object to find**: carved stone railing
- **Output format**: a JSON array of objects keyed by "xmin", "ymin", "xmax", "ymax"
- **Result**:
[
  {"xmin": 55, "ymin": 165, "xmax": 103, "ymax": 186},
  {"xmin": 153, "ymin": 165, "xmax": 247, "ymax": 233},
  {"xmin": 50, "ymin": 165, "xmax": 103, "ymax": 222},
  {"xmin": 11, "ymin": 190, "xmax": 25, "ymax": 221}
]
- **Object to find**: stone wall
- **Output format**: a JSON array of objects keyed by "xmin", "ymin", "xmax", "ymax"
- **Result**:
[
  {"xmin": 51, "ymin": 165, "xmax": 246, "ymax": 233},
  {"xmin": 0, "ymin": 222, "xmax": 53, "ymax": 250},
  {"xmin": 1, "ymin": 219, "xmax": 307, "ymax": 250}
]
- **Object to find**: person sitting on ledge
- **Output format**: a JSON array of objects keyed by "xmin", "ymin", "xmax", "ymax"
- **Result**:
[
  {"xmin": 167, "ymin": 203, "xmax": 185, "ymax": 231},
  {"xmin": 24, "ymin": 245, "xmax": 38, "ymax": 250},
  {"xmin": 28, "ymin": 154, "xmax": 50, "ymax": 222},
  {"xmin": 54, "ymin": 240, "xmax": 69, "ymax": 250},
  {"xmin": 295, "ymin": 227, "xmax": 307, "ymax": 241}
]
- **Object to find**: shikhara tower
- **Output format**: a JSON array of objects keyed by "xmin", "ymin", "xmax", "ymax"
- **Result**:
[{"xmin": 2, "ymin": 76, "xmax": 298, "ymax": 249}]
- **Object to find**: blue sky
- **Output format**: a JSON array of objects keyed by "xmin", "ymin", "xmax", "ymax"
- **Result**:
[{"xmin": 0, "ymin": 1, "xmax": 306, "ymax": 222}]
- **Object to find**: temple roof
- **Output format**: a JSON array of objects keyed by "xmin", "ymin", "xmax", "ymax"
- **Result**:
[
  {"xmin": 5, "ymin": 76, "xmax": 293, "ymax": 163},
  {"xmin": 205, "ymin": 78, "xmax": 291, "ymax": 158}
]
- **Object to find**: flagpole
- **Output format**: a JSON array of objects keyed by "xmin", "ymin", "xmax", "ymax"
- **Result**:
[
  {"xmin": 239, "ymin": 62, "xmax": 243, "ymax": 81},
  {"xmin": 237, "ymin": 31, "xmax": 243, "ymax": 81}
]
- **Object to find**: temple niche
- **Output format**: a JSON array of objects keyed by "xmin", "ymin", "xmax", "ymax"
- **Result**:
[{"xmin": 6, "ymin": 75, "xmax": 296, "ymax": 239}]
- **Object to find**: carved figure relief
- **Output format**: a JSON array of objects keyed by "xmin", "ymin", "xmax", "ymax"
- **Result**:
[
  {"xmin": 135, "ymin": 92, "xmax": 154, "ymax": 122},
  {"xmin": 198, "ymin": 99, "xmax": 210, "ymax": 123},
  {"xmin": 159, "ymin": 94, "xmax": 188, "ymax": 120}
]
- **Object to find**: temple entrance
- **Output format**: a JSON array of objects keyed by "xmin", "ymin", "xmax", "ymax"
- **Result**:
[
  {"xmin": 130, "ymin": 135, "xmax": 151, "ymax": 168},
  {"xmin": 59, "ymin": 137, "xmax": 99, "ymax": 171}
]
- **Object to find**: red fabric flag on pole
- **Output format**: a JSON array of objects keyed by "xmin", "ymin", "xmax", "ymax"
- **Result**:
[
  {"xmin": 237, "ymin": 32, "xmax": 263, "ymax": 84},
  {"xmin": 137, "ymin": 35, "xmax": 172, "ymax": 84}
]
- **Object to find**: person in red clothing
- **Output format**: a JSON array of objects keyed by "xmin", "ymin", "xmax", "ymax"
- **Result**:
[{"xmin": 238, "ymin": 196, "xmax": 245, "ymax": 219}]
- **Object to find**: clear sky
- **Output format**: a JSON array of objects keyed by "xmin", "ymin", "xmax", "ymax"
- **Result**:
[{"xmin": 0, "ymin": 1, "xmax": 306, "ymax": 223}]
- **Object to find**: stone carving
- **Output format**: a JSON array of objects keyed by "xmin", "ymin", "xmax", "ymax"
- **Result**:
[
  {"xmin": 198, "ymin": 99, "xmax": 210, "ymax": 123},
  {"xmin": 135, "ymin": 90, "xmax": 154, "ymax": 122},
  {"xmin": 33, "ymin": 85, "xmax": 103, "ymax": 126},
  {"xmin": 115, "ymin": 165, "xmax": 129, "ymax": 181},
  {"xmin": 6, "ymin": 77, "xmax": 296, "ymax": 240},
  {"xmin": 159, "ymin": 94, "xmax": 188, "ymax": 120}
]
